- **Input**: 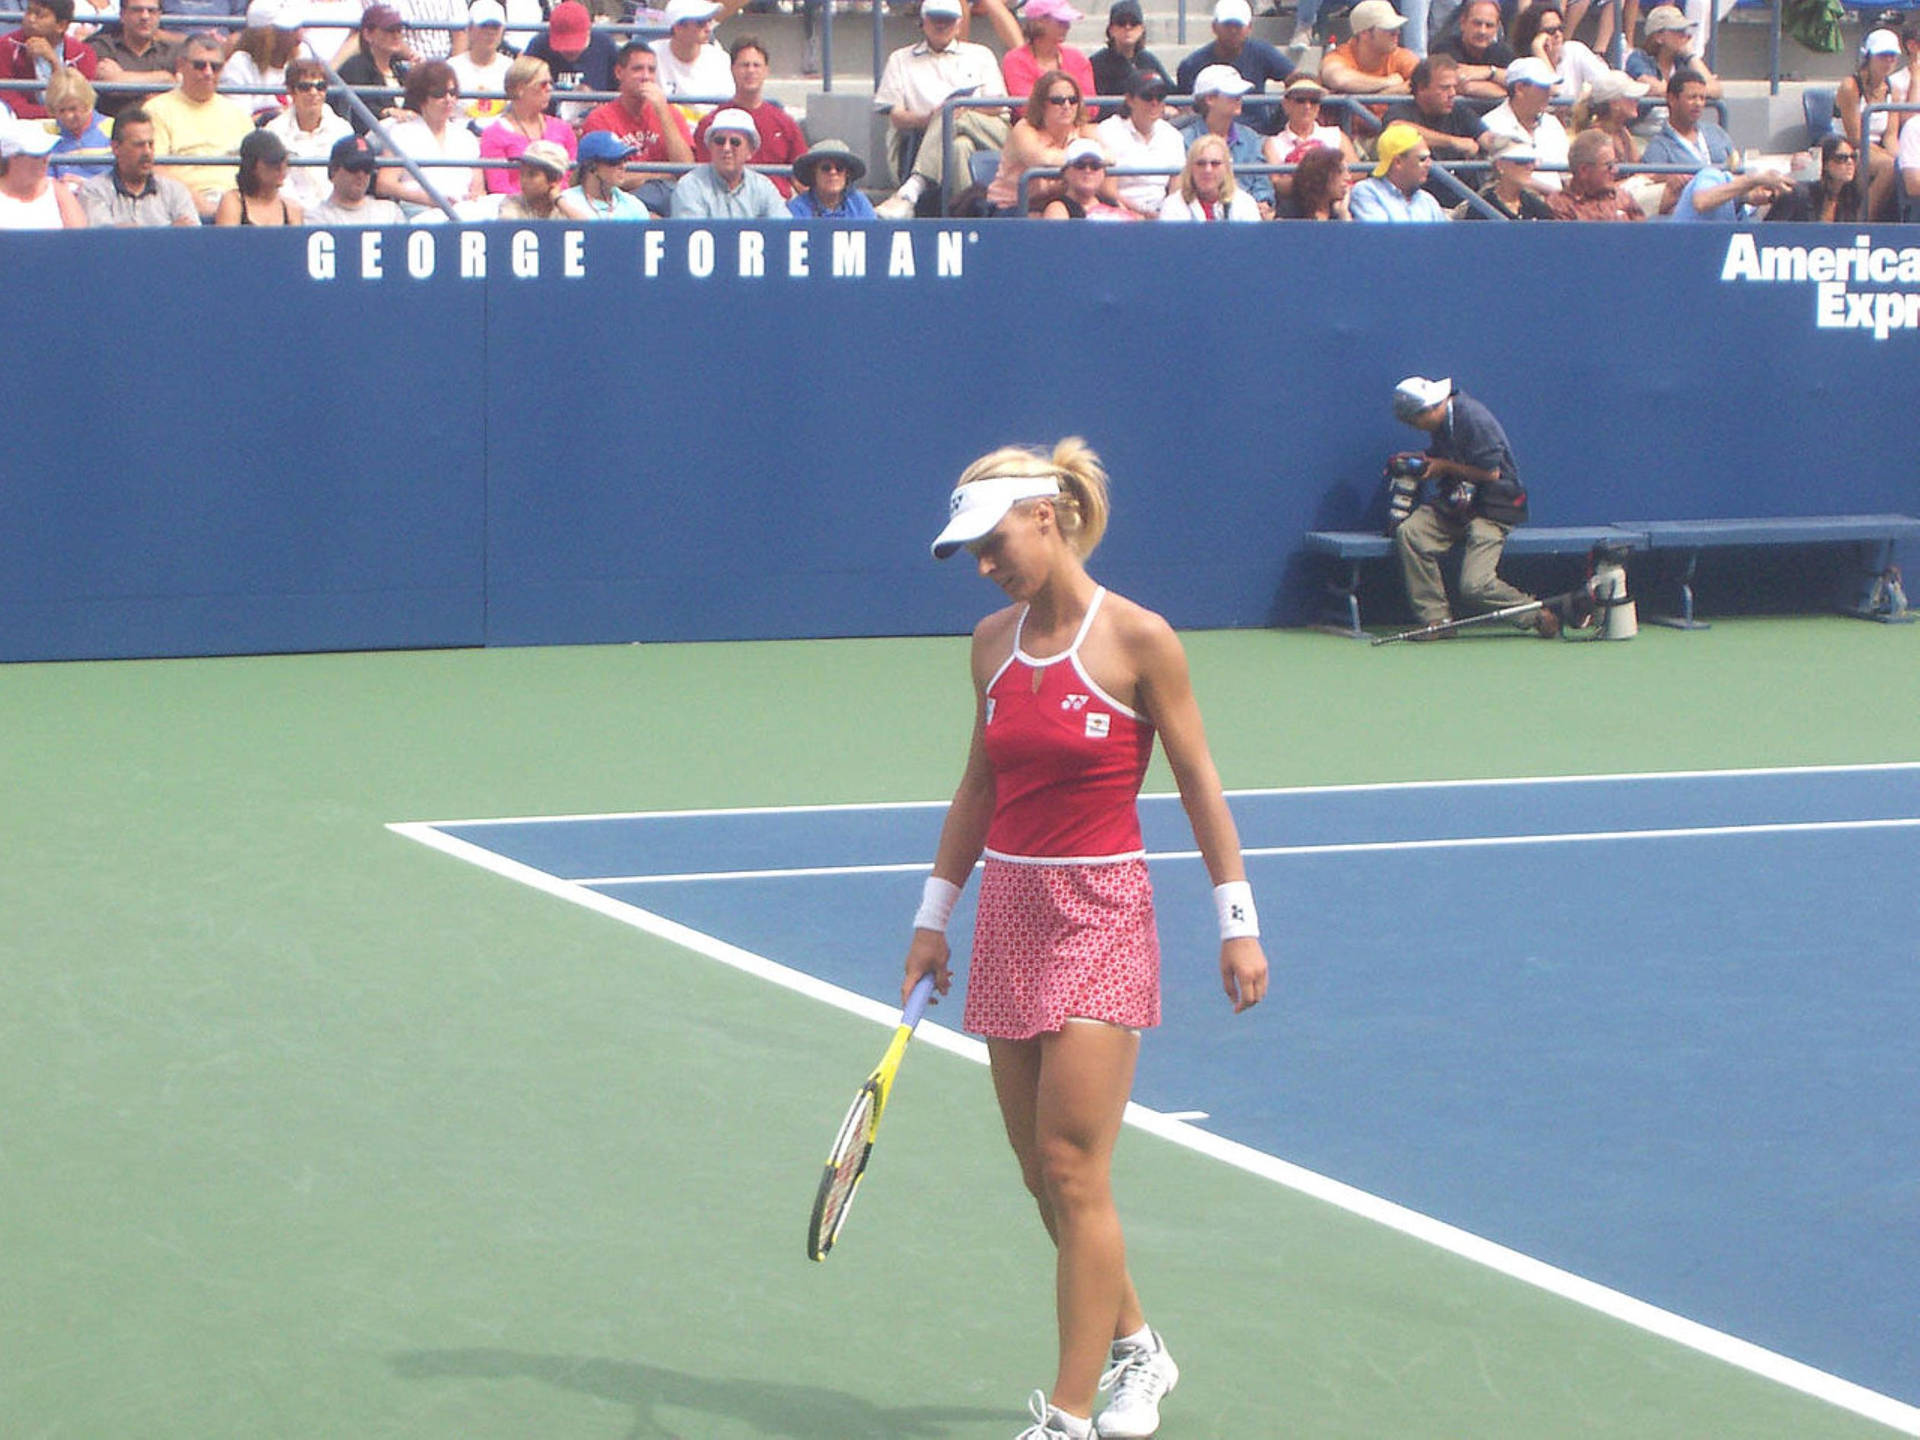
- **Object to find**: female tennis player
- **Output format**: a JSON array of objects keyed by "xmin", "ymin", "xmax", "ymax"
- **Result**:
[{"xmin": 902, "ymin": 438, "xmax": 1268, "ymax": 1440}]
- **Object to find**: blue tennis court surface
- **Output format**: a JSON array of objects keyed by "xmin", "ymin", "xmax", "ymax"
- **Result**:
[{"xmin": 400, "ymin": 764, "xmax": 1920, "ymax": 1426}]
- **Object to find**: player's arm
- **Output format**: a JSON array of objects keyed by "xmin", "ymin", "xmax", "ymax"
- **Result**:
[
  {"xmin": 901, "ymin": 614, "xmax": 1006, "ymax": 1006},
  {"xmin": 1130, "ymin": 610, "xmax": 1269, "ymax": 1013}
]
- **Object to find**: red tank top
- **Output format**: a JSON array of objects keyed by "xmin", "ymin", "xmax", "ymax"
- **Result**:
[{"xmin": 982, "ymin": 588, "xmax": 1156, "ymax": 862}]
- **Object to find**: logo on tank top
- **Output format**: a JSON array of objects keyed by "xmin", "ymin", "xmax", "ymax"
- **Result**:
[
  {"xmin": 1061, "ymin": 694, "xmax": 1089, "ymax": 711},
  {"xmin": 1084, "ymin": 713, "xmax": 1110, "ymax": 739}
]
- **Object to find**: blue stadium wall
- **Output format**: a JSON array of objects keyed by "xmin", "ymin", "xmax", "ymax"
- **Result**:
[{"xmin": 6, "ymin": 221, "xmax": 1919, "ymax": 662}]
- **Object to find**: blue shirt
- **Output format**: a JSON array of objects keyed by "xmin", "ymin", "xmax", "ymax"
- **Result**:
[
  {"xmin": 788, "ymin": 187, "xmax": 878, "ymax": 219},
  {"xmin": 49, "ymin": 114, "xmax": 111, "ymax": 179},
  {"xmin": 1174, "ymin": 38, "xmax": 1294, "ymax": 132},
  {"xmin": 1642, "ymin": 120, "xmax": 1734, "ymax": 169},
  {"xmin": 669, "ymin": 164, "xmax": 790, "ymax": 220},
  {"xmin": 1669, "ymin": 166, "xmax": 1739, "ymax": 222},
  {"xmin": 1349, "ymin": 175, "xmax": 1448, "ymax": 222},
  {"xmin": 1426, "ymin": 390, "xmax": 1527, "ymax": 522}
]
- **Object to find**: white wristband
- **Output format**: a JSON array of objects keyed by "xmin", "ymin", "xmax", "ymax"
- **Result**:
[
  {"xmin": 1214, "ymin": 880, "xmax": 1259, "ymax": 941},
  {"xmin": 914, "ymin": 875, "xmax": 962, "ymax": 933}
]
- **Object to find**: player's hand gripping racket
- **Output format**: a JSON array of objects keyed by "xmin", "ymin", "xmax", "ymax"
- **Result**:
[{"xmin": 806, "ymin": 974, "xmax": 936, "ymax": 1262}]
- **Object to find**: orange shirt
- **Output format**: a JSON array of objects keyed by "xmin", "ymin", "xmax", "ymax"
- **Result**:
[{"xmin": 1323, "ymin": 38, "xmax": 1419, "ymax": 86}]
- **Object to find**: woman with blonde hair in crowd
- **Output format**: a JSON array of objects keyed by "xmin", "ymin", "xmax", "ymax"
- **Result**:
[
  {"xmin": 221, "ymin": 0, "xmax": 305, "ymax": 116},
  {"xmin": 266, "ymin": 56, "xmax": 352, "ymax": 209},
  {"xmin": 906, "ymin": 436, "xmax": 1266, "ymax": 1440},
  {"xmin": 380, "ymin": 58, "xmax": 486, "ymax": 208},
  {"xmin": 985, "ymin": 67, "xmax": 1098, "ymax": 215},
  {"xmin": 1570, "ymin": 67, "xmax": 1648, "ymax": 163},
  {"xmin": 1158, "ymin": 132, "xmax": 1260, "ymax": 220},
  {"xmin": 213, "ymin": 127, "xmax": 304, "ymax": 224},
  {"xmin": 479, "ymin": 55, "xmax": 579, "ymax": 195},
  {"xmin": 1624, "ymin": 5, "xmax": 1718, "ymax": 99},
  {"xmin": 46, "ymin": 68, "xmax": 111, "ymax": 184}
]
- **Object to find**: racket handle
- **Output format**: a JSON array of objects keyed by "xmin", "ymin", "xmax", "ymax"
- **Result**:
[{"xmin": 901, "ymin": 972, "xmax": 937, "ymax": 1031}]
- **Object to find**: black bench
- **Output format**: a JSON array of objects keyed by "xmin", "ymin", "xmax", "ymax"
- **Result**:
[
  {"xmin": 1304, "ymin": 525, "xmax": 1649, "ymax": 639},
  {"xmin": 1623, "ymin": 514, "xmax": 1920, "ymax": 628}
]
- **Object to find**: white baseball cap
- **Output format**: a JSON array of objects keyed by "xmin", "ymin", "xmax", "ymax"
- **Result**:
[
  {"xmin": 931, "ymin": 474, "xmax": 1062, "ymax": 558},
  {"xmin": 1506, "ymin": 55, "xmax": 1556, "ymax": 89},
  {"xmin": 468, "ymin": 0, "xmax": 507, "ymax": 25},
  {"xmin": 1864, "ymin": 27, "xmax": 1900, "ymax": 56},
  {"xmin": 1193, "ymin": 63, "xmax": 1253, "ymax": 98},
  {"xmin": 921, "ymin": 0, "xmax": 964, "ymax": 17},
  {"xmin": 1062, "ymin": 136, "xmax": 1106, "ymax": 165},
  {"xmin": 0, "ymin": 120, "xmax": 58, "ymax": 158},
  {"xmin": 1212, "ymin": 0, "xmax": 1253, "ymax": 24},
  {"xmin": 1392, "ymin": 375, "xmax": 1451, "ymax": 420},
  {"xmin": 664, "ymin": 0, "xmax": 720, "ymax": 23}
]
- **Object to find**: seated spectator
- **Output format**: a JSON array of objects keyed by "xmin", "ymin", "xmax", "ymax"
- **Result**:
[
  {"xmin": 999, "ymin": 0, "xmax": 1096, "ymax": 104},
  {"xmin": 1158, "ymin": 131, "xmax": 1259, "ymax": 219},
  {"xmin": 381, "ymin": 58, "xmax": 485, "ymax": 206},
  {"xmin": 299, "ymin": 0, "xmax": 366, "ymax": 70},
  {"xmin": 1640, "ymin": 67, "xmax": 1732, "ymax": 214},
  {"xmin": 1041, "ymin": 134, "xmax": 1132, "ymax": 217},
  {"xmin": 1481, "ymin": 56, "xmax": 1567, "ymax": 191},
  {"xmin": 1509, "ymin": 3, "xmax": 1606, "ymax": 107},
  {"xmin": 1275, "ymin": 140, "xmax": 1352, "ymax": 217},
  {"xmin": 1382, "ymin": 55, "xmax": 1489, "ymax": 203},
  {"xmin": 582, "ymin": 41, "xmax": 692, "ymax": 216},
  {"xmin": 213, "ymin": 125, "xmax": 302, "ymax": 222},
  {"xmin": 984, "ymin": 66, "xmax": 1096, "ymax": 215},
  {"xmin": 561, "ymin": 129, "xmax": 653, "ymax": 218},
  {"xmin": 332, "ymin": 4, "xmax": 411, "ymax": 134},
  {"xmin": 46, "ymin": 68, "xmax": 111, "ymax": 180},
  {"xmin": 1, "ymin": 0, "xmax": 98, "ymax": 120},
  {"xmin": 1095, "ymin": 67, "xmax": 1184, "ymax": 217},
  {"xmin": 144, "ymin": 33, "xmax": 254, "ymax": 217},
  {"xmin": 1431, "ymin": 0, "xmax": 1511, "ymax": 99},
  {"xmin": 303, "ymin": 131, "xmax": 405, "ymax": 223},
  {"xmin": 1544, "ymin": 127, "xmax": 1642, "ymax": 217},
  {"xmin": 1349, "ymin": 120, "xmax": 1450, "ymax": 218},
  {"xmin": 1172, "ymin": 63, "xmax": 1271, "ymax": 214},
  {"xmin": 497, "ymin": 136, "xmax": 567, "ymax": 216},
  {"xmin": 1624, "ymin": 6, "xmax": 1718, "ymax": 99},
  {"xmin": 1888, "ymin": 16, "xmax": 1920, "ymax": 134},
  {"xmin": 396, "ymin": 0, "xmax": 467, "ymax": 64},
  {"xmin": 1088, "ymin": 0, "xmax": 1171, "ymax": 111},
  {"xmin": 89, "ymin": 0, "xmax": 175, "ymax": 116},
  {"xmin": 0, "ymin": 115, "xmax": 88, "ymax": 223},
  {"xmin": 654, "ymin": 0, "xmax": 732, "ymax": 122},
  {"xmin": 1835, "ymin": 28, "xmax": 1900, "ymax": 220},
  {"xmin": 668, "ymin": 104, "xmax": 786, "ymax": 217},
  {"xmin": 691, "ymin": 37, "xmax": 803, "ymax": 197},
  {"xmin": 870, "ymin": 0, "xmax": 1008, "ymax": 220},
  {"xmin": 1668, "ymin": 160, "xmax": 1789, "ymax": 221},
  {"xmin": 786, "ymin": 136, "xmax": 876, "ymax": 218},
  {"xmin": 1569, "ymin": 67, "xmax": 1646, "ymax": 164},
  {"xmin": 449, "ymin": 0, "xmax": 513, "ymax": 124},
  {"xmin": 77, "ymin": 103, "xmax": 197, "ymax": 221},
  {"xmin": 265, "ymin": 56, "xmax": 350, "ymax": 211},
  {"xmin": 1771, "ymin": 133, "xmax": 1867, "ymax": 223},
  {"xmin": 220, "ymin": 0, "xmax": 303, "ymax": 117},
  {"xmin": 479, "ymin": 56, "xmax": 576, "ymax": 194},
  {"xmin": 1174, "ymin": 0, "xmax": 1291, "ymax": 134},
  {"xmin": 1466, "ymin": 134, "xmax": 1553, "ymax": 216},
  {"xmin": 1263, "ymin": 74, "xmax": 1356, "ymax": 195},
  {"xmin": 158, "ymin": 0, "xmax": 246, "ymax": 45},
  {"xmin": 1320, "ymin": 0, "xmax": 1417, "ymax": 97},
  {"xmin": 526, "ymin": 0, "xmax": 614, "ymax": 124}
]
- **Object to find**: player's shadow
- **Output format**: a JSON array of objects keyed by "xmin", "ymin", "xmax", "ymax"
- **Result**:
[{"xmin": 391, "ymin": 1347, "xmax": 1002, "ymax": 1439}]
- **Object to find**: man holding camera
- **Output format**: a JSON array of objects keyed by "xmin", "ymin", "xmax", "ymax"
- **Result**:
[{"xmin": 1387, "ymin": 375, "xmax": 1558, "ymax": 639}]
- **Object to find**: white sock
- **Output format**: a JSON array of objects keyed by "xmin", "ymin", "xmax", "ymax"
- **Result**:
[
  {"xmin": 1049, "ymin": 1406, "xmax": 1093, "ymax": 1438},
  {"xmin": 894, "ymin": 174, "xmax": 926, "ymax": 204},
  {"xmin": 1112, "ymin": 1323, "xmax": 1155, "ymax": 1355}
]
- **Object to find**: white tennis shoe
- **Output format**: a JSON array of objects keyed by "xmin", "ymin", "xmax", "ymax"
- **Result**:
[
  {"xmin": 1016, "ymin": 1389, "xmax": 1094, "ymax": 1439},
  {"xmin": 1095, "ymin": 1330, "xmax": 1179, "ymax": 1439}
]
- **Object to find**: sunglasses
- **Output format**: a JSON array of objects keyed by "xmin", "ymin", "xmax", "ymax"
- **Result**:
[
  {"xmin": 710, "ymin": 133, "xmax": 750, "ymax": 147},
  {"xmin": 1829, "ymin": 150, "xmax": 1858, "ymax": 160},
  {"xmin": 1068, "ymin": 157, "xmax": 1106, "ymax": 168},
  {"xmin": 426, "ymin": 87, "xmax": 456, "ymax": 97},
  {"xmin": 814, "ymin": 158, "xmax": 847, "ymax": 171},
  {"xmin": 292, "ymin": 79, "xmax": 328, "ymax": 91},
  {"xmin": 1045, "ymin": 92, "xmax": 1079, "ymax": 106},
  {"xmin": 187, "ymin": 57, "xmax": 220, "ymax": 71}
]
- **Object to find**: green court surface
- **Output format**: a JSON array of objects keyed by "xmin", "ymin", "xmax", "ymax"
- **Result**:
[{"xmin": 3, "ymin": 618, "xmax": 1915, "ymax": 1439}]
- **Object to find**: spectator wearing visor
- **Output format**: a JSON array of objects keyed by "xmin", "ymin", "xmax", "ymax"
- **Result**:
[{"xmin": 1094, "ymin": 67, "xmax": 1183, "ymax": 217}]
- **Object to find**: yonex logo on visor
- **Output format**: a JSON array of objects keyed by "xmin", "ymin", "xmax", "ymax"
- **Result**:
[{"xmin": 930, "ymin": 474, "xmax": 1062, "ymax": 558}]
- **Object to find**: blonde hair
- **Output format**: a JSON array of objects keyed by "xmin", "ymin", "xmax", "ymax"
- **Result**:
[
  {"xmin": 954, "ymin": 437, "xmax": 1110, "ymax": 558},
  {"xmin": 505, "ymin": 55, "xmax": 551, "ymax": 100},
  {"xmin": 1178, "ymin": 132, "xmax": 1238, "ymax": 206},
  {"xmin": 45, "ymin": 67, "xmax": 96, "ymax": 114}
]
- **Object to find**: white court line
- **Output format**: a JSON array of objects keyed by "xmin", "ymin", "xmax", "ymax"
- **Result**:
[
  {"xmin": 408, "ymin": 759, "xmax": 1920, "ymax": 830},
  {"xmin": 389, "ymin": 813, "xmax": 1920, "ymax": 1437},
  {"xmin": 569, "ymin": 816, "xmax": 1920, "ymax": 888}
]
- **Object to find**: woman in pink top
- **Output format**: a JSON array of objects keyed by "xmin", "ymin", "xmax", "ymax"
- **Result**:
[
  {"xmin": 1000, "ymin": 0, "xmax": 1096, "ymax": 100},
  {"xmin": 479, "ymin": 55, "xmax": 579, "ymax": 194},
  {"xmin": 904, "ymin": 437, "xmax": 1267, "ymax": 1440}
]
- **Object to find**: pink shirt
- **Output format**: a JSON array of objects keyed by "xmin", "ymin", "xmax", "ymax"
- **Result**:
[
  {"xmin": 1001, "ymin": 43, "xmax": 1095, "ymax": 103},
  {"xmin": 479, "ymin": 115, "xmax": 578, "ymax": 194}
]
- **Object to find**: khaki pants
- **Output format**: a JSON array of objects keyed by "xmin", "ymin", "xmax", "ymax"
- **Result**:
[
  {"xmin": 1394, "ymin": 506, "xmax": 1535, "ymax": 625},
  {"xmin": 890, "ymin": 109, "xmax": 1011, "ymax": 194}
]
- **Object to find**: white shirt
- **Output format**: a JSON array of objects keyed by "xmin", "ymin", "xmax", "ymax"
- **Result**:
[
  {"xmin": 874, "ymin": 38, "xmax": 1005, "ymax": 125},
  {"xmin": 449, "ymin": 48, "xmax": 513, "ymax": 122},
  {"xmin": 267, "ymin": 104, "xmax": 352, "ymax": 209},
  {"xmin": 1095, "ymin": 113, "xmax": 1184, "ymax": 215},
  {"xmin": 1898, "ymin": 104, "xmax": 1920, "ymax": 177},
  {"xmin": 385, "ymin": 115, "xmax": 482, "ymax": 201},
  {"xmin": 654, "ymin": 42, "xmax": 733, "ymax": 119},
  {"xmin": 298, "ymin": 0, "xmax": 364, "ymax": 67},
  {"xmin": 219, "ymin": 50, "xmax": 286, "ymax": 109},
  {"xmin": 1552, "ymin": 39, "xmax": 1610, "ymax": 104},
  {"xmin": 1483, "ymin": 101, "xmax": 1568, "ymax": 191},
  {"xmin": 1158, "ymin": 188, "xmax": 1261, "ymax": 220}
]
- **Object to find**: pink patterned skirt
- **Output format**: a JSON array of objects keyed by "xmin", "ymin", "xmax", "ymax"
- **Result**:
[{"xmin": 963, "ymin": 856, "xmax": 1160, "ymax": 1040}]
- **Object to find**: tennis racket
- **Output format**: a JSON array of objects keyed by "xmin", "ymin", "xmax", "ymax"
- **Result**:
[{"xmin": 806, "ymin": 974, "xmax": 937, "ymax": 1262}]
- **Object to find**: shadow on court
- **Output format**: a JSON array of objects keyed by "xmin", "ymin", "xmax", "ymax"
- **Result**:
[{"xmin": 390, "ymin": 1348, "xmax": 1003, "ymax": 1439}]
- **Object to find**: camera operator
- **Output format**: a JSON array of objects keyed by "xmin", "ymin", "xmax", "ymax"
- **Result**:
[{"xmin": 1387, "ymin": 375, "xmax": 1559, "ymax": 640}]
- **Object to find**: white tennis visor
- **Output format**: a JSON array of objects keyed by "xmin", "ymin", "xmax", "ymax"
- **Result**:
[{"xmin": 930, "ymin": 475, "xmax": 1061, "ymax": 559}]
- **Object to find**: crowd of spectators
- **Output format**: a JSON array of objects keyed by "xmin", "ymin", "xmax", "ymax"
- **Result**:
[{"xmin": 3, "ymin": 0, "xmax": 1916, "ymax": 229}]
